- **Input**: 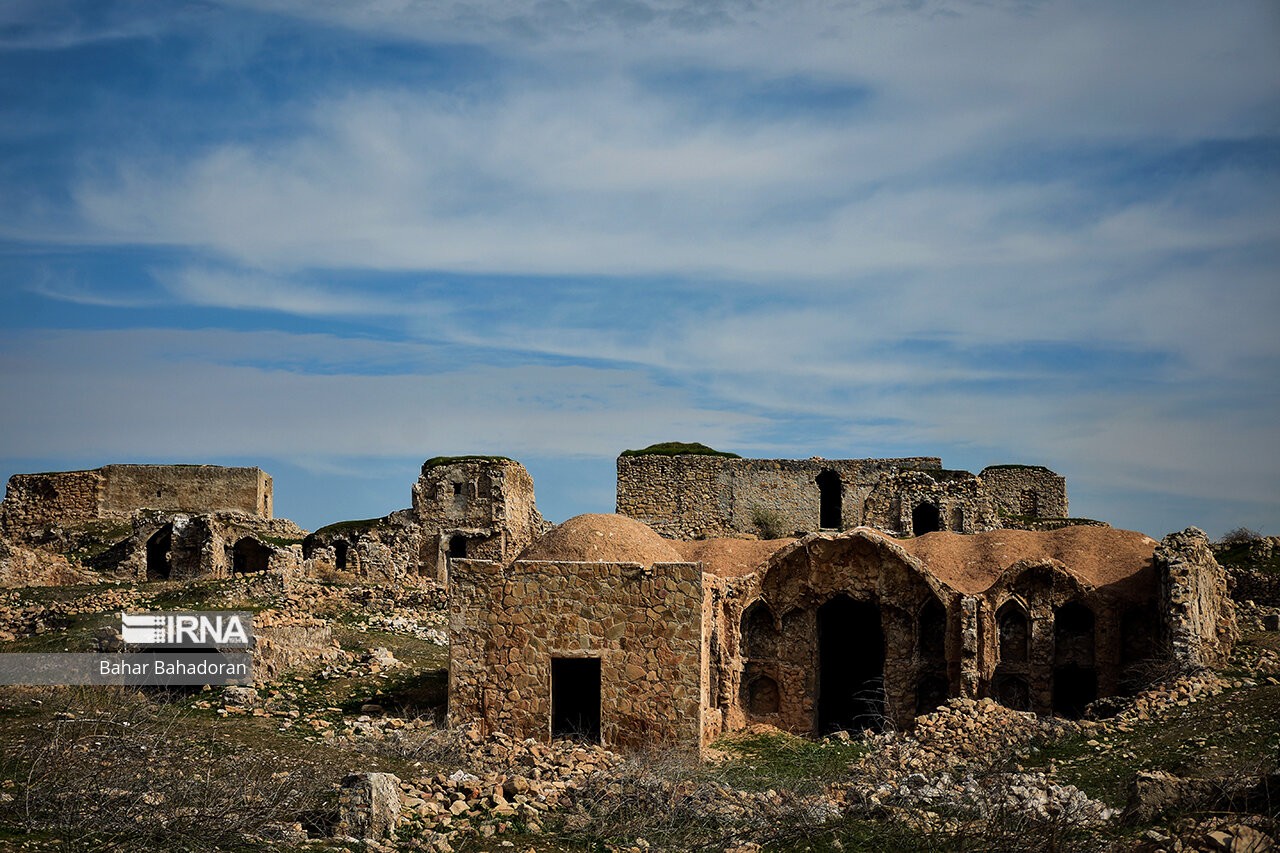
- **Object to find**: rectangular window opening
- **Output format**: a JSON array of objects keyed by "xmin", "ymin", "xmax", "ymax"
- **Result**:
[{"xmin": 551, "ymin": 657, "xmax": 601, "ymax": 742}]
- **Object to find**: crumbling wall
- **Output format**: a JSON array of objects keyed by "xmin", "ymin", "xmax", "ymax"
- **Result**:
[
  {"xmin": 980, "ymin": 466, "xmax": 1068, "ymax": 520},
  {"xmin": 449, "ymin": 558, "xmax": 704, "ymax": 750},
  {"xmin": 1, "ymin": 465, "xmax": 272, "ymax": 534},
  {"xmin": 0, "ymin": 541, "xmax": 99, "ymax": 588},
  {"xmin": 1, "ymin": 470, "xmax": 102, "ymax": 531},
  {"xmin": 863, "ymin": 469, "xmax": 999, "ymax": 535},
  {"xmin": 412, "ymin": 459, "xmax": 547, "ymax": 579},
  {"xmin": 1157, "ymin": 527, "xmax": 1238, "ymax": 669},
  {"xmin": 616, "ymin": 454, "xmax": 944, "ymax": 539},
  {"xmin": 303, "ymin": 510, "xmax": 425, "ymax": 586},
  {"xmin": 724, "ymin": 530, "xmax": 958, "ymax": 734}
]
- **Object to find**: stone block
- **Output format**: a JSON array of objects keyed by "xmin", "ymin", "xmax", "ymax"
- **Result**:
[{"xmin": 338, "ymin": 772, "xmax": 401, "ymax": 839}]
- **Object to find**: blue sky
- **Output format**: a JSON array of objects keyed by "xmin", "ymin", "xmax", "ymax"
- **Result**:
[{"xmin": 1, "ymin": 0, "xmax": 1277, "ymax": 538}]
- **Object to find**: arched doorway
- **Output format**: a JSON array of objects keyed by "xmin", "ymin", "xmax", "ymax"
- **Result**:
[
  {"xmin": 918, "ymin": 599, "xmax": 946, "ymax": 661},
  {"xmin": 146, "ymin": 526, "xmax": 172, "ymax": 581},
  {"xmin": 334, "ymin": 540, "xmax": 349, "ymax": 572},
  {"xmin": 1052, "ymin": 601, "xmax": 1097, "ymax": 717},
  {"xmin": 817, "ymin": 596, "xmax": 884, "ymax": 733},
  {"xmin": 997, "ymin": 601, "xmax": 1029, "ymax": 663},
  {"xmin": 912, "ymin": 502, "xmax": 941, "ymax": 535},
  {"xmin": 816, "ymin": 470, "xmax": 842, "ymax": 530}
]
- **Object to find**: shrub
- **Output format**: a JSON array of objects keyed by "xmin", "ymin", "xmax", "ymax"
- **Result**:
[
  {"xmin": 1, "ymin": 688, "xmax": 332, "ymax": 851},
  {"xmin": 620, "ymin": 442, "xmax": 741, "ymax": 458},
  {"xmin": 749, "ymin": 506, "xmax": 788, "ymax": 540},
  {"xmin": 1220, "ymin": 527, "xmax": 1262, "ymax": 546}
]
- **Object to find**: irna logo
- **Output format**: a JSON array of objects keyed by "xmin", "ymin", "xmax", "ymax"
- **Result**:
[{"xmin": 121, "ymin": 612, "xmax": 253, "ymax": 648}]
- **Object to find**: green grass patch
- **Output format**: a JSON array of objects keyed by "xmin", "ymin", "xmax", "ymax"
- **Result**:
[
  {"xmin": 1216, "ymin": 542, "xmax": 1280, "ymax": 575},
  {"xmin": 713, "ymin": 731, "xmax": 867, "ymax": 790},
  {"xmin": 1024, "ymin": 683, "xmax": 1280, "ymax": 809},
  {"xmin": 256, "ymin": 534, "xmax": 305, "ymax": 549},
  {"xmin": 421, "ymin": 454, "xmax": 514, "ymax": 468},
  {"xmin": 311, "ymin": 517, "xmax": 387, "ymax": 538},
  {"xmin": 620, "ymin": 441, "xmax": 741, "ymax": 458}
]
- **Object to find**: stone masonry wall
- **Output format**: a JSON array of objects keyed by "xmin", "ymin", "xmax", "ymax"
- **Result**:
[
  {"xmin": 1228, "ymin": 568, "xmax": 1280, "ymax": 607},
  {"xmin": 1157, "ymin": 527, "xmax": 1238, "ymax": 669},
  {"xmin": 863, "ymin": 470, "xmax": 999, "ymax": 535},
  {"xmin": 413, "ymin": 459, "xmax": 547, "ymax": 580},
  {"xmin": 98, "ymin": 465, "xmax": 270, "ymax": 519},
  {"xmin": 980, "ymin": 466, "xmax": 1068, "ymax": 520},
  {"xmin": 2, "ymin": 466, "xmax": 271, "ymax": 533},
  {"xmin": 2, "ymin": 470, "xmax": 102, "ymax": 531},
  {"xmin": 449, "ymin": 558, "xmax": 704, "ymax": 750},
  {"xmin": 616, "ymin": 455, "xmax": 943, "ymax": 539}
]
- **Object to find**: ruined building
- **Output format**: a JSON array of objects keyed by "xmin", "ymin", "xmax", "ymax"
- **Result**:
[
  {"xmin": 617, "ymin": 452, "xmax": 1070, "ymax": 538},
  {"xmin": 0, "ymin": 465, "xmax": 304, "ymax": 586},
  {"xmin": 450, "ymin": 449, "xmax": 1236, "ymax": 752},
  {"xmin": 302, "ymin": 457, "xmax": 548, "ymax": 585}
]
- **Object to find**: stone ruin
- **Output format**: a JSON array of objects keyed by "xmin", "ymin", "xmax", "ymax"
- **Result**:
[
  {"xmin": 449, "ymin": 450, "xmax": 1238, "ymax": 753},
  {"xmin": 301, "ymin": 457, "xmax": 549, "ymax": 585},
  {"xmin": 0, "ymin": 449, "xmax": 1242, "ymax": 758},
  {"xmin": 0, "ymin": 465, "xmax": 304, "ymax": 587},
  {"xmin": 616, "ymin": 453, "xmax": 1073, "ymax": 539}
]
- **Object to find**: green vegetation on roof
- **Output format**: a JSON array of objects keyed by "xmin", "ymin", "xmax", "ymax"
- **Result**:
[
  {"xmin": 982, "ymin": 464, "xmax": 1053, "ymax": 473},
  {"xmin": 312, "ymin": 517, "xmax": 387, "ymax": 538},
  {"xmin": 620, "ymin": 442, "xmax": 741, "ymax": 458},
  {"xmin": 422, "ymin": 455, "xmax": 513, "ymax": 468}
]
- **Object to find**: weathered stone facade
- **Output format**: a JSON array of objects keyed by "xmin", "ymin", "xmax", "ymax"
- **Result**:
[
  {"xmin": 0, "ymin": 465, "xmax": 298, "ymax": 586},
  {"xmin": 979, "ymin": 465, "xmax": 1069, "ymax": 520},
  {"xmin": 1157, "ymin": 527, "xmax": 1238, "ymax": 669},
  {"xmin": 1, "ymin": 465, "xmax": 272, "ymax": 533},
  {"xmin": 615, "ymin": 453, "xmax": 1067, "ymax": 539},
  {"xmin": 452, "ymin": 502, "xmax": 1235, "ymax": 751},
  {"xmin": 302, "ymin": 457, "xmax": 549, "ymax": 586},
  {"xmin": 303, "ymin": 510, "xmax": 425, "ymax": 585},
  {"xmin": 449, "ymin": 542, "xmax": 703, "ymax": 749},
  {"xmin": 412, "ymin": 458, "xmax": 547, "ymax": 581}
]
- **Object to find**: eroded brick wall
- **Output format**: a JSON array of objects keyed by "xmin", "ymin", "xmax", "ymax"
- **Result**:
[{"xmin": 448, "ymin": 558, "xmax": 704, "ymax": 750}]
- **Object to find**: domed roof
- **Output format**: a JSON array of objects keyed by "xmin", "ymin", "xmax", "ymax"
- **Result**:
[{"xmin": 517, "ymin": 513, "xmax": 683, "ymax": 567}]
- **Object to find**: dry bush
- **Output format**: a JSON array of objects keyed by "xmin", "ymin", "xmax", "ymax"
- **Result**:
[
  {"xmin": 350, "ymin": 723, "xmax": 469, "ymax": 767},
  {"xmin": 0, "ymin": 687, "xmax": 333, "ymax": 852}
]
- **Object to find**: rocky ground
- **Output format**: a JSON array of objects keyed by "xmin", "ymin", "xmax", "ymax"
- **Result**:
[{"xmin": 0, "ymin": 574, "xmax": 1276, "ymax": 853}]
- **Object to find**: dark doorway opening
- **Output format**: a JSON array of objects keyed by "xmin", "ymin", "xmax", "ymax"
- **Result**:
[
  {"xmin": 997, "ymin": 602, "xmax": 1030, "ymax": 663},
  {"xmin": 146, "ymin": 526, "xmax": 172, "ymax": 581},
  {"xmin": 1052, "ymin": 665, "xmax": 1097, "ymax": 718},
  {"xmin": 817, "ymin": 596, "xmax": 884, "ymax": 733},
  {"xmin": 916, "ymin": 674, "xmax": 949, "ymax": 716},
  {"xmin": 994, "ymin": 673, "xmax": 1032, "ymax": 711},
  {"xmin": 334, "ymin": 540, "xmax": 349, "ymax": 572},
  {"xmin": 816, "ymin": 470, "xmax": 842, "ymax": 530},
  {"xmin": 448, "ymin": 536, "xmax": 467, "ymax": 560},
  {"xmin": 1054, "ymin": 602, "xmax": 1096, "ymax": 666},
  {"xmin": 232, "ymin": 538, "xmax": 271, "ymax": 575},
  {"xmin": 918, "ymin": 599, "xmax": 946, "ymax": 661},
  {"xmin": 912, "ymin": 503, "xmax": 940, "ymax": 536},
  {"xmin": 950, "ymin": 506, "xmax": 965, "ymax": 532},
  {"xmin": 551, "ymin": 657, "xmax": 601, "ymax": 742}
]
